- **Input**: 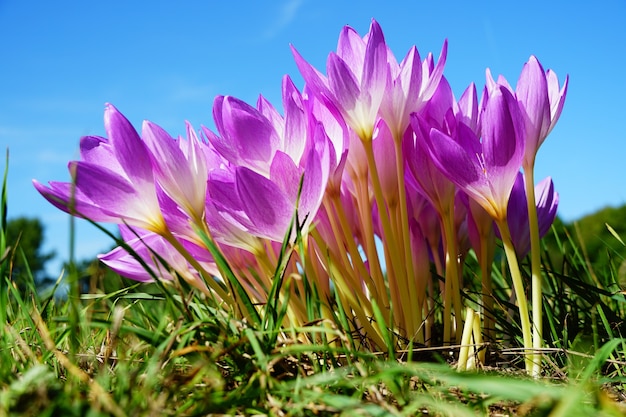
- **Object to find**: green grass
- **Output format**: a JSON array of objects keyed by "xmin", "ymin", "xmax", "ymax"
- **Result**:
[{"xmin": 3, "ymin": 155, "xmax": 626, "ymax": 416}]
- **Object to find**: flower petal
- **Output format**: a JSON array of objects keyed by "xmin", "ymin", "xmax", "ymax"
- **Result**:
[{"xmin": 235, "ymin": 167, "xmax": 294, "ymax": 242}]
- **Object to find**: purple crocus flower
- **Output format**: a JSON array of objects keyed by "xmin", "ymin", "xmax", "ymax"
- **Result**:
[
  {"xmin": 487, "ymin": 56, "xmax": 568, "ymax": 170},
  {"xmin": 380, "ymin": 39, "xmax": 448, "ymax": 139},
  {"xmin": 291, "ymin": 19, "xmax": 388, "ymax": 141},
  {"xmin": 405, "ymin": 76, "xmax": 457, "ymax": 215},
  {"xmin": 516, "ymin": 56, "xmax": 568, "ymax": 169},
  {"xmin": 205, "ymin": 76, "xmax": 332, "ymax": 243},
  {"xmin": 423, "ymin": 85, "xmax": 526, "ymax": 223},
  {"xmin": 504, "ymin": 172, "xmax": 559, "ymax": 258},
  {"xmin": 33, "ymin": 104, "xmax": 168, "ymax": 234},
  {"xmin": 142, "ymin": 121, "xmax": 208, "ymax": 224}
]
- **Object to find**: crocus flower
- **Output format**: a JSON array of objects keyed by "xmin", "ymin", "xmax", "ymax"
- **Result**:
[
  {"xmin": 380, "ymin": 39, "xmax": 448, "ymax": 140},
  {"xmin": 486, "ymin": 57, "xmax": 568, "ymax": 170},
  {"xmin": 142, "ymin": 121, "xmax": 208, "ymax": 224},
  {"xmin": 502, "ymin": 172, "xmax": 559, "ymax": 258},
  {"xmin": 205, "ymin": 76, "xmax": 332, "ymax": 243},
  {"xmin": 291, "ymin": 19, "xmax": 388, "ymax": 141},
  {"xmin": 405, "ymin": 76, "xmax": 457, "ymax": 215},
  {"xmin": 423, "ymin": 85, "xmax": 526, "ymax": 223},
  {"xmin": 33, "ymin": 104, "xmax": 167, "ymax": 234}
]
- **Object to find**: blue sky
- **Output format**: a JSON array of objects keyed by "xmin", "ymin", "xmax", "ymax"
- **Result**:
[{"xmin": 1, "ymin": 0, "xmax": 625, "ymax": 276}]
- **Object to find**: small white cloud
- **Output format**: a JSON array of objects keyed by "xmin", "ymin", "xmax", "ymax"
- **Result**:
[{"xmin": 262, "ymin": 0, "xmax": 305, "ymax": 41}]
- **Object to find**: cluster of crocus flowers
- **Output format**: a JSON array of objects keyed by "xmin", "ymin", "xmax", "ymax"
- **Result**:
[{"xmin": 34, "ymin": 19, "xmax": 567, "ymax": 374}]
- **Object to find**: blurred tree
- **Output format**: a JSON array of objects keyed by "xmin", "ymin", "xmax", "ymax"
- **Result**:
[
  {"xmin": 542, "ymin": 207, "xmax": 626, "ymax": 276},
  {"xmin": 5, "ymin": 217, "xmax": 55, "ymax": 288}
]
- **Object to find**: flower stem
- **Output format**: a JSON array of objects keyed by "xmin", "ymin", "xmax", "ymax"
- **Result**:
[
  {"xmin": 523, "ymin": 167, "xmax": 543, "ymax": 377},
  {"xmin": 496, "ymin": 219, "xmax": 533, "ymax": 373},
  {"xmin": 393, "ymin": 137, "xmax": 422, "ymax": 340},
  {"xmin": 479, "ymin": 237, "xmax": 495, "ymax": 342},
  {"xmin": 441, "ymin": 203, "xmax": 462, "ymax": 344},
  {"xmin": 363, "ymin": 138, "xmax": 414, "ymax": 335}
]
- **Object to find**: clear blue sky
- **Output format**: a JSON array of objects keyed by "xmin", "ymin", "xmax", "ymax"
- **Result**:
[{"xmin": 1, "ymin": 0, "xmax": 625, "ymax": 275}]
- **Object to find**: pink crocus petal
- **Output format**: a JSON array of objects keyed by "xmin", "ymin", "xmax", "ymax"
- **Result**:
[
  {"xmin": 382, "ymin": 40, "xmax": 451, "ymax": 140},
  {"xmin": 485, "ymin": 69, "xmax": 513, "ymax": 94},
  {"xmin": 142, "ymin": 120, "xmax": 208, "ymax": 221},
  {"xmin": 480, "ymin": 86, "xmax": 526, "ymax": 213},
  {"xmin": 270, "ymin": 150, "xmax": 301, "ymax": 202},
  {"xmin": 546, "ymin": 70, "xmax": 569, "ymax": 136},
  {"xmin": 256, "ymin": 94, "xmax": 284, "ymax": 137},
  {"xmin": 235, "ymin": 167, "xmax": 295, "ymax": 242},
  {"xmin": 211, "ymin": 96, "xmax": 279, "ymax": 175},
  {"xmin": 327, "ymin": 53, "xmax": 361, "ymax": 119},
  {"xmin": 156, "ymin": 186, "xmax": 199, "ymax": 240},
  {"xmin": 207, "ymin": 171, "xmax": 254, "ymax": 233},
  {"xmin": 205, "ymin": 200, "xmax": 262, "ymax": 253},
  {"xmin": 457, "ymin": 83, "xmax": 480, "ymax": 135},
  {"xmin": 487, "ymin": 56, "xmax": 568, "ymax": 173},
  {"xmin": 33, "ymin": 104, "xmax": 174, "ymax": 234},
  {"xmin": 282, "ymin": 76, "xmax": 308, "ymax": 163},
  {"xmin": 298, "ymin": 130, "xmax": 331, "ymax": 227},
  {"xmin": 79, "ymin": 135, "xmax": 121, "ymax": 171},
  {"xmin": 360, "ymin": 20, "xmax": 388, "ymax": 105},
  {"xmin": 99, "ymin": 229, "xmax": 179, "ymax": 282},
  {"xmin": 482, "ymin": 88, "xmax": 525, "ymax": 173},
  {"xmin": 70, "ymin": 161, "xmax": 164, "ymax": 232},
  {"xmin": 381, "ymin": 45, "xmax": 422, "ymax": 137},
  {"xmin": 516, "ymin": 56, "xmax": 551, "ymax": 162},
  {"xmin": 406, "ymin": 115, "xmax": 456, "ymax": 212},
  {"xmin": 104, "ymin": 103, "xmax": 153, "ymax": 186},
  {"xmin": 420, "ymin": 40, "xmax": 448, "ymax": 102},
  {"xmin": 426, "ymin": 128, "xmax": 484, "ymax": 204},
  {"xmin": 32, "ymin": 179, "xmax": 120, "ymax": 222},
  {"xmin": 337, "ymin": 24, "xmax": 366, "ymax": 65},
  {"xmin": 99, "ymin": 245, "xmax": 165, "ymax": 283},
  {"xmin": 291, "ymin": 46, "xmax": 337, "ymax": 112},
  {"xmin": 420, "ymin": 76, "xmax": 455, "ymax": 131},
  {"xmin": 535, "ymin": 176, "xmax": 559, "ymax": 239},
  {"xmin": 306, "ymin": 89, "xmax": 349, "ymax": 189}
]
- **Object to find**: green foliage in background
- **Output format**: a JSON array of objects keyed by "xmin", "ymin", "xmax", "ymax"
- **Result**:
[
  {"xmin": 545, "ymin": 207, "xmax": 626, "ymax": 274},
  {"xmin": 5, "ymin": 217, "xmax": 55, "ymax": 285}
]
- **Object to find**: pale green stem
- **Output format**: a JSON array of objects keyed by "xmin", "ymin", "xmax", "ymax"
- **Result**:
[
  {"xmin": 457, "ymin": 307, "xmax": 475, "ymax": 371},
  {"xmin": 330, "ymin": 195, "xmax": 385, "ymax": 305},
  {"xmin": 393, "ymin": 136, "xmax": 422, "ymax": 340},
  {"xmin": 496, "ymin": 219, "xmax": 533, "ymax": 373},
  {"xmin": 354, "ymin": 172, "xmax": 387, "ymax": 298},
  {"xmin": 441, "ymin": 204, "xmax": 462, "ymax": 344},
  {"xmin": 479, "ymin": 237, "xmax": 495, "ymax": 342},
  {"xmin": 362, "ymin": 139, "xmax": 414, "ymax": 335},
  {"xmin": 523, "ymin": 166, "xmax": 543, "ymax": 377}
]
